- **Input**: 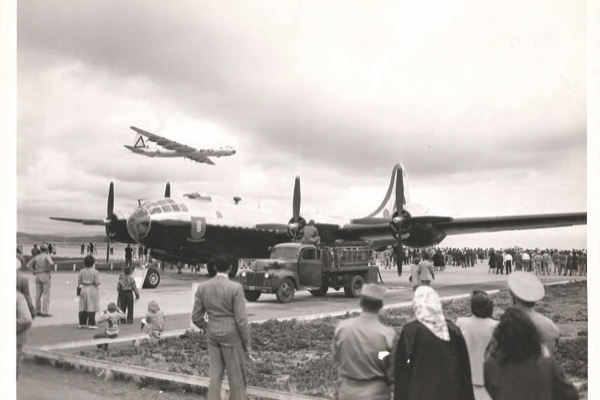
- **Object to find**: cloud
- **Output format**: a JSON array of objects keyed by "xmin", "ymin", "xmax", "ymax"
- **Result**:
[{"xmin": 16, "ymin": 0, "xmax": 587, "ymax": 249}]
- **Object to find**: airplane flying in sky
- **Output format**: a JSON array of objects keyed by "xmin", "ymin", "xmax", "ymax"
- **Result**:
[
  {"xmin": 124, "ymin": 126, "xmax": 236, "ymax": 165},
  {"xmin": 50, "ymin": 164, "xmax": 586, "ymax": 277}
]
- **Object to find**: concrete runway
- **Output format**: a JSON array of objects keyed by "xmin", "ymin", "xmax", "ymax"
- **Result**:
[{"xmin": 23, "ymin": 260, "xmax": 582, "ymax": 348}]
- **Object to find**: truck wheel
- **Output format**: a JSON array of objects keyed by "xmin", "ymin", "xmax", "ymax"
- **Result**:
[
  {"xmin": 309, "ymin": 285, "xmax": 329, "ymax": 296},
  {"xmin": 143, "ymin": 268, "xmax": 161, "ymax": 289},
  {"xmin": 228, "ymin": 259, "xmax": 239, "ymax": 278},
  {"xmin": 244, "ymin": 290, "xmax": 261, "ymax": 302},
  {"xmin": 207, "ymin": 261, "xmax": 217, "ymax": 277},
  {"xmin": 344, "ymin": 275, "xmax": 364, "ymax": 298},
  {"xmin": 276, "ymin": 278, "xmax": 295, "ymax": 303}
]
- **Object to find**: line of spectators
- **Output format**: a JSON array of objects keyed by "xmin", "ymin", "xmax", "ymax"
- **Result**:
[
  {"xmin": 488, "ymin": 248, "xmax": 586, "ymax": 276},
  {"xmin": 332, "ymin": 272, "xmax": 579, "ymax": 400}
]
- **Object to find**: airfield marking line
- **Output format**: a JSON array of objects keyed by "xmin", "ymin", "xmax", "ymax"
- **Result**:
[{"xmin": 23, "ymin": 347, "xmax": 325, "ymax": 400}]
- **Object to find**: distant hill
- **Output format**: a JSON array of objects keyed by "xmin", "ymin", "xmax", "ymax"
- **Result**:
[{"xmin": 17, "ymin": 232, "xmax": 108, "ymax": 243}]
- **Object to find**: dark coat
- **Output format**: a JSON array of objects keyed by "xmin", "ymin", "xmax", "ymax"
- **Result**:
[
  {"xmin": 394, "ymin": 320, "xmax": 475, "ymax": 400},
  {"xmin": 484, "ymin": 355, "xmax": 577, "ymax": 400}
]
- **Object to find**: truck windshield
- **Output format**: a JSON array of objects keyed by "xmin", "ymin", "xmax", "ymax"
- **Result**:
[{"xmin": 270, "ymin": 247, "xmax": 299, "ymax": 260}]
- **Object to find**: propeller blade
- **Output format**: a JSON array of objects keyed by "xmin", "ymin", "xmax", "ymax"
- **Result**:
[
  {"xmin": 165, "ymin": 182, "xmax": 171, "ymax": 198},
  {"xmin": 395, "ymin": 165, "xmax": 404, "ymax": 212},
  {"xmin": 107, "ymin": 181, "xmax": 114, "ymax": 218},
  {"xmin": 106, "ymin": 239, "xmax": 110, "ymax": 263},
  {"xmin": 293, "ymin": 176, "xmax": 301, "ymax": 222}
]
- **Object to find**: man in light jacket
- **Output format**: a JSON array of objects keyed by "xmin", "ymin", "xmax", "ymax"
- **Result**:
[
  {"xmin": 418, "ymin": 253, "xmax": 435, "ymax": 286},
  {"xmin": 192, "ymin": 258, "xmax": 251, "ymax": 400}
]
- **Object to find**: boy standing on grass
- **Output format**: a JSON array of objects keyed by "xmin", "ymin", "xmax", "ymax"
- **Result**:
[{"xmin": 94, "ymin": 302, "xmax": 126, "ymax": 350}]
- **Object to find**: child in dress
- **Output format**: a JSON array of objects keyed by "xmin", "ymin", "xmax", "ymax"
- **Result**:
[
  {"xmin": 94, "ymin": 302, "xmax": 126, "ymax": 350},
  {"xmin": 141, "ymin": 300, "xmax": 164, "ymax": 339}
]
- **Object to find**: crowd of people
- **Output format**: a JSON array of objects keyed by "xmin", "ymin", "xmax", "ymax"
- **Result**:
[
  {"xmin": 17, "ymin": 241, "xmax": 584, "ymax": 399},
  {"xmin": 373, "ymin": 246, "xmax": 587, "ymax": 277},
  {"xmin": 190, "ymin": 256, "xmax": 580, "ymax": 400},
  {"xmin": 487, "ymin": 248, "xmax": 586, "ymax": 277},
  {"xmin": 16, "ymin": 247, "xmax": 164, "ymax": 370},
  {"xmin": 335, "ymin": 272, "xmax": 577, "ymax": 400}
]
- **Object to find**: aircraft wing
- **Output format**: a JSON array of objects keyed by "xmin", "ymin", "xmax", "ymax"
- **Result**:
[
  {"xmin": 49, "ymin": 217, "xmax": 105, "ymax": 226},
  {"xmin": 185, "ymin": 153, "xmax": 216, "ymax": 165},
  {"xmin": 438, "ymin": 212, "xmax": 587, "ymax": 236},
  {"xmin": 130, "ymin": 126, "xmax": 197, "ymax": 153}
]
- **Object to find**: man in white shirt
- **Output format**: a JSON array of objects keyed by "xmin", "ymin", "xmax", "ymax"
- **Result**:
[{"xmin": 503, "ymin": 252, "xmax": 513, "ymax": 274}]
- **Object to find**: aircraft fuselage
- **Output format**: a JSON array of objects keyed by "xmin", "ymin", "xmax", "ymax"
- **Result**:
[
  {"xmin": 124, "ymin": 145, "xmax": 235, "ymax": 158},
  {"xmin": 117, "ymin": 196, "xmax": 444, "ymax": 265}
]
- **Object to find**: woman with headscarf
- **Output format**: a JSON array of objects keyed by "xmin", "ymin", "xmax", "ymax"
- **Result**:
[
  {"xmin": 77, "ymin": 255, "xmax": 100, "ymax": 328},
  {"xmin": 484, "ymin": 307, "xmax": 577, "ymax": 400},
  {"xmin": 394, "ymin": 286, "xmax": 474, "ymax": 400}
]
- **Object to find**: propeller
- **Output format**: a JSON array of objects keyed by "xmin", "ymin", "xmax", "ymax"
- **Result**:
[
  {"xmin": 165, "ymin": 182, "xmax": 170, "ymax": 198},
  {"xmin": 104, "ymin": 181, "xmax": 120, "ymax": 261},
  {"xmin": 105, "ymin": 182, "xmax": 115, "ymax": 262},
  {"xmin": 390, "ymin": 166, "xmax": 406, "ymax": 276},
  {"xmin": 288, "ymin": 176, "xmax": 306, "ymax": 239}
]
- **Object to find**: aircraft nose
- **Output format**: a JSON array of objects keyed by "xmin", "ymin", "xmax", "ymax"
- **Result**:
[{"xmin": 126, "ymin": 205, "xmax": 151, "ymax": 241}]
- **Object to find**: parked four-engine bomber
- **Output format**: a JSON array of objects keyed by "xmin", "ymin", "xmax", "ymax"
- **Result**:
[{"xmin": 240, "ymin": 242, "xmax": 379, "ymax": 303}]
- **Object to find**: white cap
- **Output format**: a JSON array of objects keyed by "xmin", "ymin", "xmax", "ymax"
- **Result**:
[{"xmin": 507, "ymin": 271, "xmax": 545, "ymax": 303}]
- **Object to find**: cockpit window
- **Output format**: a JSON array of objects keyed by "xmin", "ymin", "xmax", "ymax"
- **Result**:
[
  {"xmin": 171, "ymin": 204, "xmax": 181, "ymax": 212},
  {"xmin": 179, "ymin": 204, "xmax": 189, "ymax": 212},
  {"xmin": 156, "ymin": 199, "xmax": 168, "ymax": 206},
  {"xmin": 150, "ymin": 207, "xmax": 161, "ymax": 215},
  {"xmin": 160, "ymin": 205, "xmax": 172, "ymax": 212}
]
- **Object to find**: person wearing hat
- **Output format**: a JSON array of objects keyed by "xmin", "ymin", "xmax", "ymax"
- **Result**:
[
  {"xmin": 26, "ymin": 243, "xmax": 54, "ymax": 317},
  {"xmin": 483, "ymin": 307, "xmax": 577, "ymax": 400},
  {"xmin": 332, "ymin": 284, "xmax": 397, "ymax": 400},
  {"xmin": 507, "ymin": 271, "xmax": 559, "ymax": 356},
  {"xmin": 299, "ymin": 219, "xmax": 320, "ymax": 245}
]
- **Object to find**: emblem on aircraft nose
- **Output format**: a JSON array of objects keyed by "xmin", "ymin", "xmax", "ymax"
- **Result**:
[{"xmin": 190, "ymin": 216, "xmax": 206, "ymax": 242}]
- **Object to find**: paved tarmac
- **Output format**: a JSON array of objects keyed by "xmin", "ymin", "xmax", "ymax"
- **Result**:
[{"xmin": 23, "ymin": 260, "xmax": 582, "ymax": 348}]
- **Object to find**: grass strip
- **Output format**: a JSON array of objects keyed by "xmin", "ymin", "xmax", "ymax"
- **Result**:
[{"xmin": 74, "ymin": 281, "xmax": 587, "ymax": 399}]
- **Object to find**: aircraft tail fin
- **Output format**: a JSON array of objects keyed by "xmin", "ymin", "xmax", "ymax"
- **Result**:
[{"xmin": 354, "ymin": 163, "xmax": 409, "ymax": 221}]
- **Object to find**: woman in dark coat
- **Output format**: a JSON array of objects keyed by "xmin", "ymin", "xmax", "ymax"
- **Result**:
[
  {"xmin": 484, "ymin": 307, "xmax": 577, "ymax": 400},
  {"xmin": 394, "ymin": 286, "xmax": 475, "ymax": 400}
]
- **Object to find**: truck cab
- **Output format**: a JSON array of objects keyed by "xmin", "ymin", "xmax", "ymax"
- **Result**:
[{"xmin": 239, "ymin": 242, "xmax": 379, "ymax": 303}]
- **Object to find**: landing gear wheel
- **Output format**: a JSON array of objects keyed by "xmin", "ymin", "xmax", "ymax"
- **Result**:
[
  {"xmin": 309, "ymin": 285, "xmax": 329, "ymax": 296},
  {"xmin": 228, "ymin": 259, "xmax": 239, "ymax": 278},
  {"xmin": 244, "ymin": 290, "xmax": 261, "ymax": 302},
  {"xmin": 276, "ymin": 278, "xmax": 295, "ymax": 303},
  {"xmin": 344, "ymin": 275, "xmax": 364, "ymax": 298},
  {"xmin": 207, "ymin": 261, "xmax": 217, "ymax": 277},
  {"xmin": 143, "ymin": 268, "xmax": 161, "ymax": 289},
  {"xmin": 333, "ymin": 286, "xmax": 341, "ymax": 291}
]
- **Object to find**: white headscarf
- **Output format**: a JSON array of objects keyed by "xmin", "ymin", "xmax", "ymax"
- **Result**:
[{"xmin": 413, "ymin": 286, "xmax": 450, "ymax": 341}]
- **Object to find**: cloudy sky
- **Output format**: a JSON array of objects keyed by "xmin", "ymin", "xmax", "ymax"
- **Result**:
[{"xmin": 16, "ymin": 0, "xmax": 587, "ymax": 249}]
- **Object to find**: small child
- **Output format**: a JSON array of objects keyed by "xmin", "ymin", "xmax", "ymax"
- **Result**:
[
  {"xmin": 141, "ymin": 300, "xmax": 164, "ymax": 339},
  {"xmin": 117, "ymin": 267, "xmax": 140, "ymax": 324},
  {"xmin": 94, "ymin": 302, "xmax": 126, "ymax": 350}
]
